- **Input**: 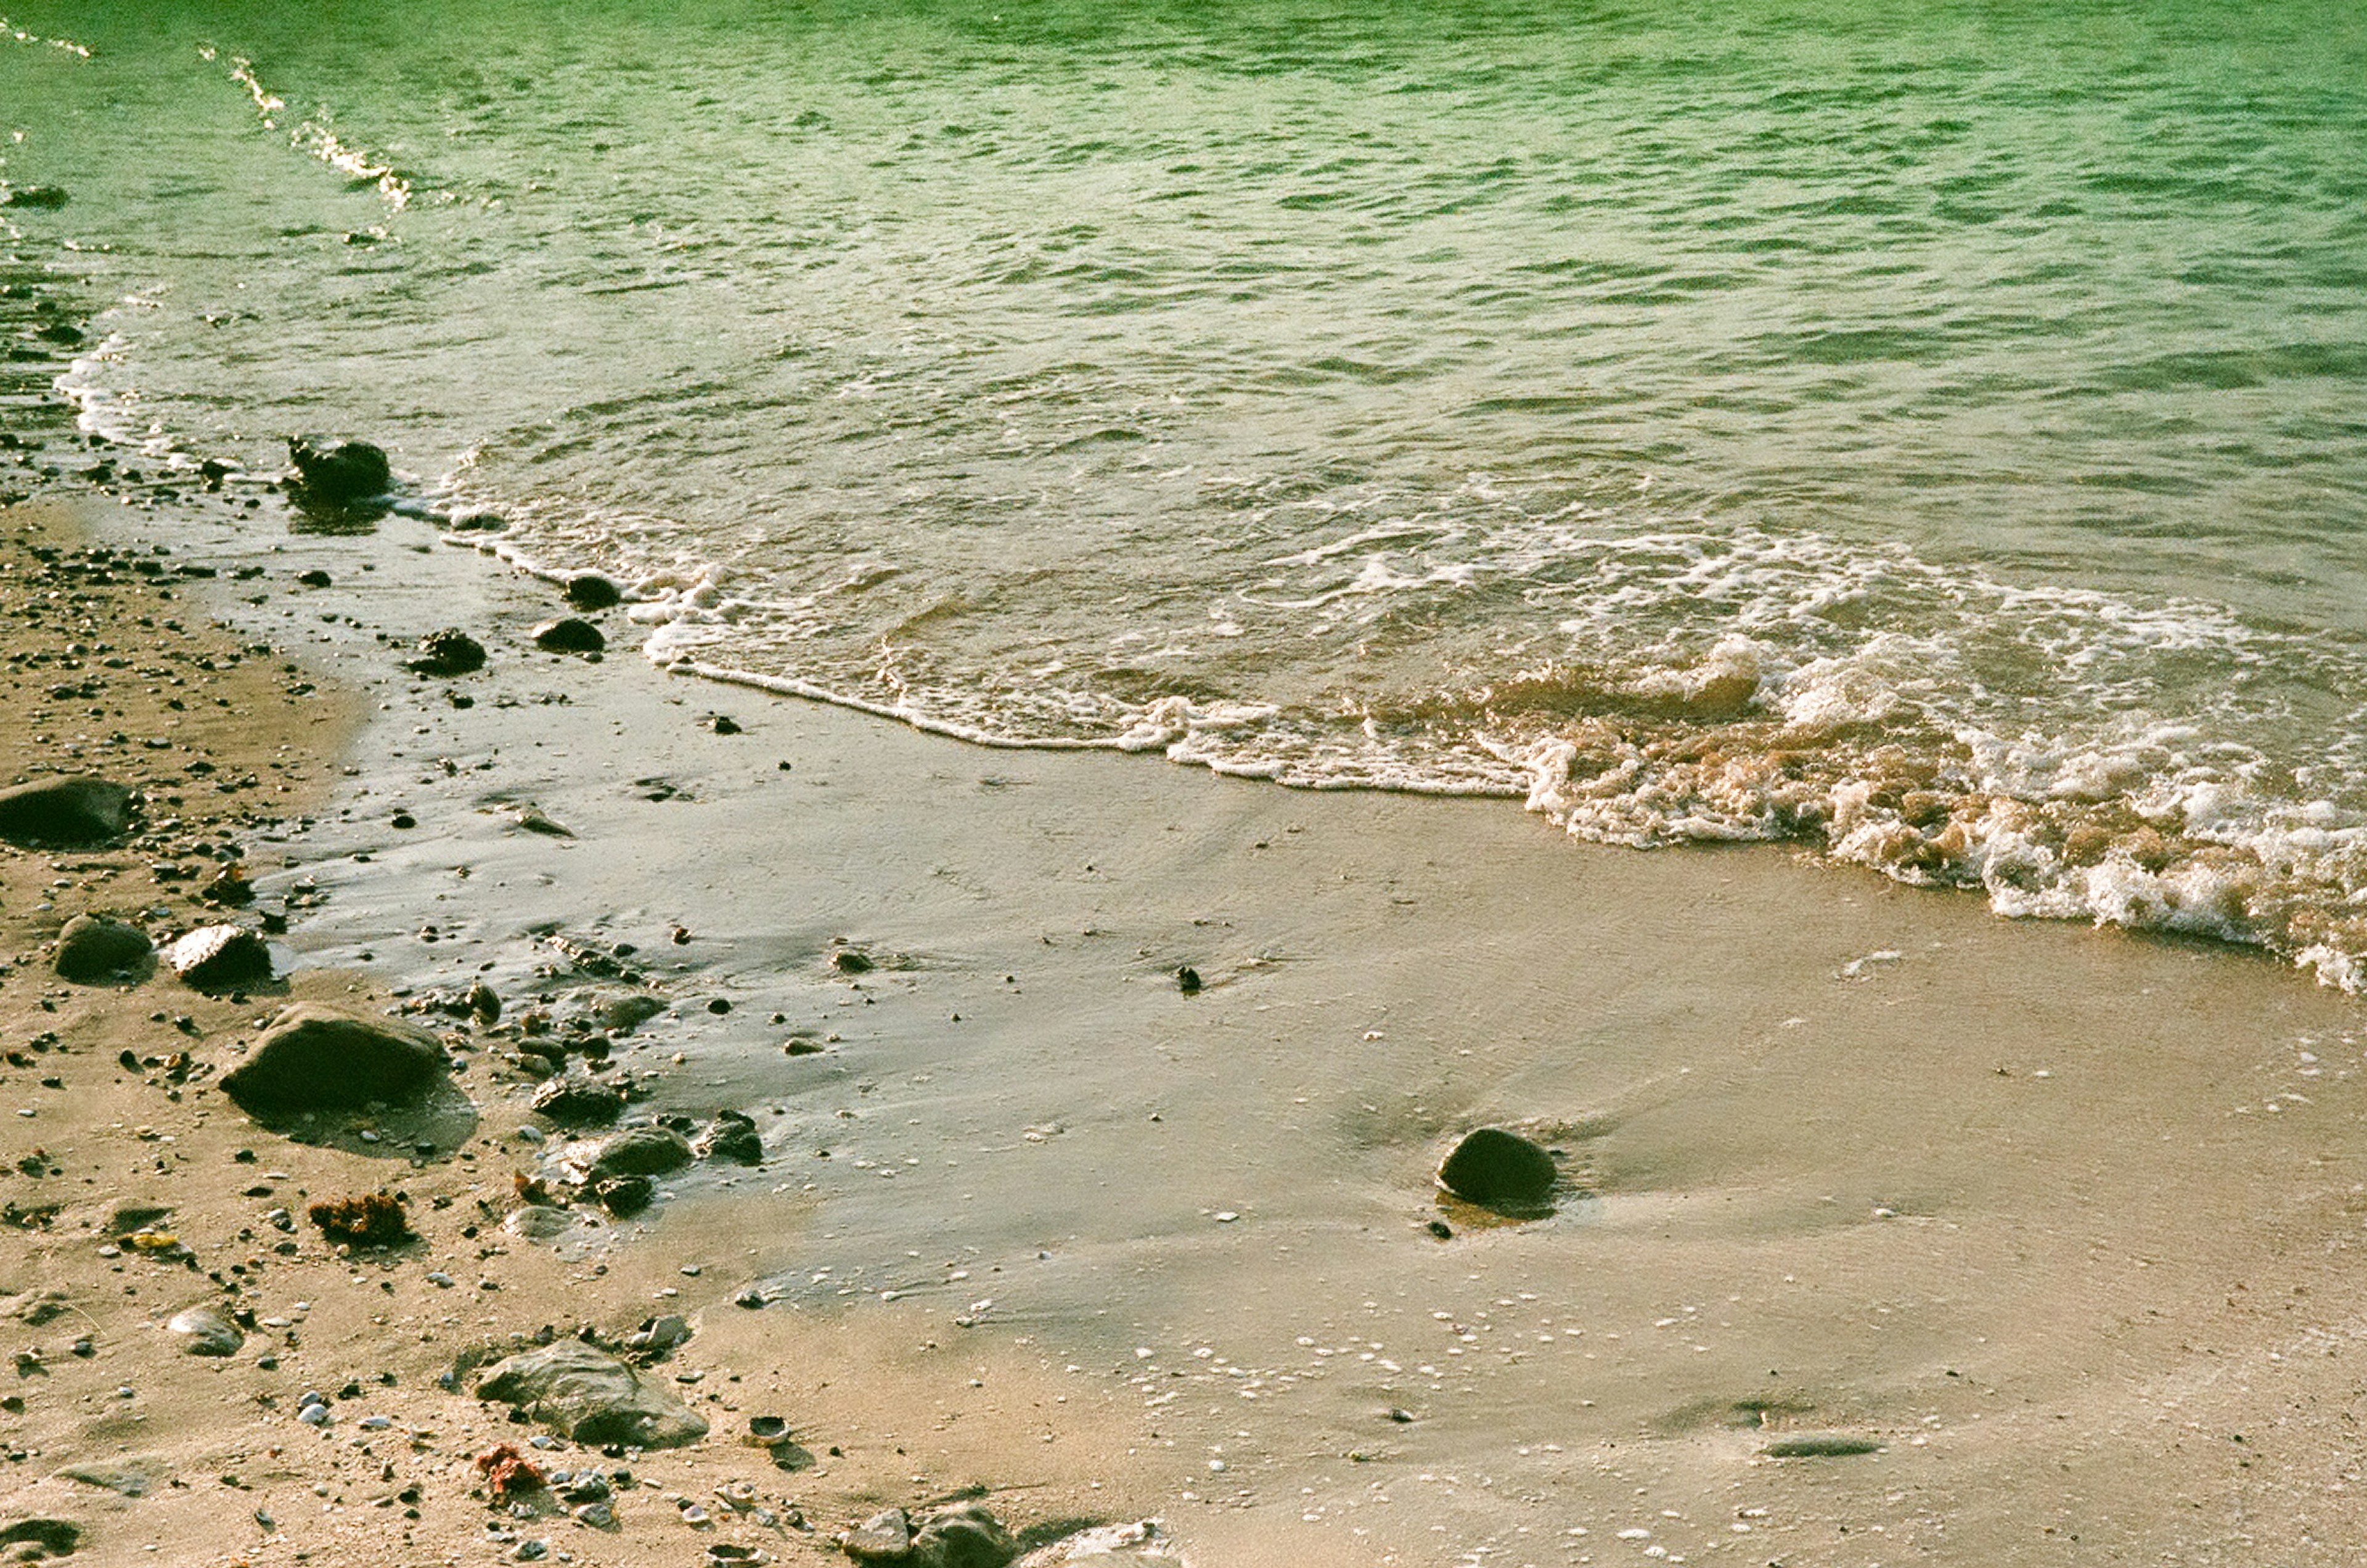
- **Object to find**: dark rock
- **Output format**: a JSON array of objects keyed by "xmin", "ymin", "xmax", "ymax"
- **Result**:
[
  {"xmin": 592, "ymin": 1174, "xmax": 652, "ymax": 1215},
  {"xmin": 54, "ymin": 914, "xmax": 151, "ymax": 982},
  {"xmin": 587, "ymin": 1126, "xmax": 693, "ymax": 1180},
  {"xmin": 467, "ymin": 981, "xmax": 501, "ymax": 1022},
  {"xmin": 697, "ymin": 1111, "xmax": 762, "ymax": 1166},
  {"xmin": 1176, "ymin": 965, "xmax": 1202, "ymax": 995},
  {"xmin": 531, "ymin": 617, "xmax": 606, "ymax": 655},
  {"xmin": 563, "ymin": 574, "xmax": 621, "ymax": 611},
  {"xmin": 530, "ymin": 1075, "xmax": 625, "ymax": 1129},
  {"xmin": 0, "ymin": 1519, "xmax": 81, "ymax": 1553},
  {"xmin": 472, "ymin": 1340, "xmax": 708, "ymax": 1449},
  {"xmin": 911, "ymin": 1501, "xmax": 1021, "ymax": 1568},
  {"xmin": 287, "ymin": 437, "xmax": 391, "ymax": 505},
  {"xmin": 407, "ymin": 628, "xmax": 486, "ymax": 677},
  {"xmin": 168, "ymin": 1303, "xmax": 245, "ymax": 1357},
  {"xmin": 1762, "ymin": 1432, "xmax": 1883, "ymax": 1458},
  {"xmin": 165, "ymin": 924, "xmax": 274, "ymax": 991},
  {"xmin": 297, "ymin": 569, "xmax": 332, "ymax": 587},
  {"xmin": 831, "ymin": 949, "xmax": 873, "ymax": 976},
  {"xmin": 0, "ymin": 775, "xmax": 134, "ymax": 847},
  {"xmin": 199, "ymin": 867, "xmax": 255, "ymax": 906},
  {"xmin": 1437, "ymin": 1127, "xmax": 1558, "ymax": 1215},
  {"xmin": 707, "ymin": 714, "xmax": 742, "ymax": 735},
  {"xmin": 219, "ymin": 1004, "xmax": 447, "ymax": 1113},
  {"xmin": 2, "ymin": 186, "xmax": 68, "ymax": 209}
]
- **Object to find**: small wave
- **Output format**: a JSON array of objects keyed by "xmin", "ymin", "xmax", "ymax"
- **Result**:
[{"xmin": 214, "ymin": 48, "xmax": 411, "ymax": 212}]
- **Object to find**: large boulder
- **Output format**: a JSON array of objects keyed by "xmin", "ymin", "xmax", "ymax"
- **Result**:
[
  {"xmin": 287, "ymin": 437, "xmax": 391, "ymax": 505},
  {"xmin": 1437, "ymin": 1127, "xmax": 1558, "ymax": 1215},
  {"xmin": 0, "ymin": 775, "xmax": 133, "ymax": 847},
  {"xmin": 54, "ymin": 913, "xmax": 152, "ymax": 982},
  {"xmin": 474, "ymin": 1340, "xmax": 708, "ymax": 1449},
  {"xmin": 221, "ymin": 1004, "xmax": 447, "ymax": 1113}
]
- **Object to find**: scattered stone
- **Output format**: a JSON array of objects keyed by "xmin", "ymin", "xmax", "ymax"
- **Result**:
[
  {"xmin": 475, "ymin": 1442, "xmax": 547, "ymax": 1497},
  {"xmin": 306, "ymin": 1190, "xmax": 414, "ymax": 1246},
  {"xmin": 165, "ymin": 924, "xmax": 274, "ymax": 991},
  {"xmin": 592, "ymin": 1175, "xmax": 653, "ymax": 1216},
  {"xmin": 468, "ymin": 980, "xmax": 502, "ymax": 1022},
  {"xmin": 297, "ymin": 569, "xmax": 332, "ymax": 587},
  {"xmin": 707, "ymin": 714, "xmax": 742, "ymax": 735},
  {"xmin": 1175, "ymin": 966, "xmax": 1201, "ymax": 995},
  {"xmin": 831, "ymin": 949, "xmax": 873, "ymax": 976},
  {"xmin": 0, "ymin": 1520, "xmax": 80, "ymax": 1554},
  {"xmin": 286, "ymin": 437, "xmax": 391, "ymax": 505},
  {"xmin": 532, "ymin": 617, "xmax": 605, "ymax": 655},
  {"xmin": 623, "ymin": 1314, "xmax": 690, "ymax": 1359},
  {"xmin": 167, "ymin": 1303, "xmax": 245, "ymax": 1357},
  {"xmin": 199, "ymin": 866, "xmax": 255, "ymax": 907},
  {"xmin": 219, "ymin": 1004, "xmax": 448, "ymax": 1113},
  {"xmin": 587, "ymin": 1125, "xmax": 694, "ymax": 1180},
  {"xmin": 0, "ymin": 775, "xmax": 134, "ymax": 847},
  {"xmin": 587, "ymin": 991, "xmax": 665, "ymax": 1032},
  {"xmin": 843, "ymin": 1509, "xmax": 912, "ymax": 1563},
  {"xmin": 473, "ymin": 1340, "xmax": 709, "ymax": 1449},
  {"xmin": 1437, "ymin": 1127, "xmax": 1558, "ymax": 1215},
  {"xmin": 531, "ymin": 1075, "xmax": 626, "ymax": 1128},
  {"xmin": 564, "ymin": 574, "xmax": 622, "ymax": 611},
  {"xmin": 53, "ymin": 914, "xmax": 151, "ymax": 982},
  {"xmin": 697, "ymin": 1111, "xmax": 762, "ymax": 1166},
  {"xmin": 407, "ymin": 628, "xmax": 486, "ymax": 677}
]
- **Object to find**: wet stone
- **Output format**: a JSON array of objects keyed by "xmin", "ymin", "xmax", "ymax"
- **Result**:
[
  {"xmin": 563, "ymin": 574, "xmax": 622, "ymax": 611},
  {"xmin": 287, "ymin": 436, "xmax": 391, "ymax": 505},
  {"xmin": 407, "ymin": 628, "xmax": 486, "ymax": 677},
  {"xmin": 530, "ymin": 1075, "xmax": 626, "ymax": 1129},
  {"xmin": 0, "ymin": 775, "xmax": 134, "ymax": 847},
  {"xmin": 473, "ymin": 1340, "xmax": 708, "ymax": 1450},
  {"xmin": 588, "ymin": 1125, "xmax": 694, "ymax": 1180},
  {"xmin": 697, "ymin": 1111, "xmax": 762, "ymax": 1166},
  {"xmin": 532, "ymin": 616, "xmax": 606, "ymax": 655},
  {"xmin": 1437, "ymin": 1127, "xmax": 1558, "ymax": 1215},
  {"xmin": 54, "ymin": 913, "xmax": 152, "ymax": 982}
]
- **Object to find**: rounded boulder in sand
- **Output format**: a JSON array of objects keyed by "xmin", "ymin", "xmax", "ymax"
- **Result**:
[{"xmin": 220, "ymin": 1004, "xmax": 449, "ymax": 1114}]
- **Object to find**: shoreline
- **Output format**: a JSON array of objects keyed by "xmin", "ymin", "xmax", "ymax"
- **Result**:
[{"xmin": 0, "ymin": 454, "xmax": 2365, "ymax": 1566}]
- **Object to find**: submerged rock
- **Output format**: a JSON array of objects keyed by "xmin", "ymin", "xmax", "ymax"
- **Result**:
[
  {"xmin": 0, "ymin": 775, "xmax": 134, "ymax": 847},
  {"xmin": 54, "ymin": 913, "xmax": 152, "ymax": 982},
  {"xmin": 1437, "ymin": 1127, "xmax": 1558, "ymax": 1215},
  {"xmin": 167, "ymin": 1303, "xmax": 245, "ymax": 1357},
  {"xmin": 407, "ymin": 628, "xmax": 486, "ymax": 677},
  {"xmin": 165, "ymin": 923, "xmax": 273, "ymax": 991},
  {"xmin": 287, "ymin": 436, "xmax": 391, "ymax": 505},
  {"xmin": 532, "ymin": 616, "xmax": 606, "ymax": 655},
  {"xmin": 473, "ymin": 1339, "xmax": 708, "ymax": 1449},
  {"xmin": 220, "ymin": 1004, "xmax": 447, "ymax": 1113}
]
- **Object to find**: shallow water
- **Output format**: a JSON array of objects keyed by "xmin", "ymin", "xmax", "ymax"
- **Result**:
[{"xmin": 6, "ymin": 0, "xmax": 2367, "ymax": 979}]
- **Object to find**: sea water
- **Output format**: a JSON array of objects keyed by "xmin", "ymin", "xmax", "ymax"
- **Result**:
[{"xmin": 6, "ymin": 0, "xmax": 2367, "ymax": 981}]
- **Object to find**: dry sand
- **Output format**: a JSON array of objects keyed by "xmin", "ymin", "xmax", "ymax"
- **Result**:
[{"xmin": 4, "ymin": 489, "xmax": 2367, "ymax": 1568}]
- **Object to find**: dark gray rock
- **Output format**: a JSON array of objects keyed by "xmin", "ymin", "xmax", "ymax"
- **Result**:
[
  {"xmin": 473, "ymin": 1339, "xmax": 708, "ymax": 1449},
  {"xmin": 564, "ymin": 574, "xmax": 621, "ymax": 611},
  {"xmin": 407, "ymin": 628, "xmax": 486, "ymax": 677},
  {"xmin": 0, "ymin": 1519, "xmax": 81, "ymax": 1554},
  {"xmin": 287, "ymin": 437, "xmax": 391, "ymax": 505},
  {"xmin": 592, "ymin": 1174, "xmax": 652, "ymax": 1215},
  {"xmin": 588, "ymin": 1125, "xmax": 693, "ymax": 1180},
  {"xmin": 165, "ymin": 924, "xmax": 274, "ymax": 991},
  {"xmin": 54, "ymin": 914, "xmax": 151, "ymax": 982},
  {"xmin": 530, "ymin": 1075, "xmax": 626, "ymax": 1128},
  {"xmin": 696, "ymin": 1111, "xmax": 762, "ymax": 1166},
  {"xmin": 0, "ymin": 775, "xmax": 134, "ymax": 847},
  {"xmin": 1437, "ymin": 1127, "xmax": 1558, "ymax": 1215},
  {"xmin": 220, "ymin": 1004, "xmax": 447, "ymax": 1113},
  {"xmin": 532, "ymin": 617, "xmax": 605, "ymax": 655},
  {"xmin": 911, "ymin": 1501, "xmax": 1021, "ymax": 1568},
  {"xmin": 168, "ymin": 1303, "xmax": 245, "ymax": 1357}
]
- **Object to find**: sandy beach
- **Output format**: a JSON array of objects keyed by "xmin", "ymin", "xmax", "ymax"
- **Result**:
[{"xmin": 0, "ymin": 470, "xmax": 2359, "ymax": 1568}]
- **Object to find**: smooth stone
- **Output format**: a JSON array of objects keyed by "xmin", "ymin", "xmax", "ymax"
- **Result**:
[
  {"xmin": 54, "ymin": 913, "xmax": 152, "ymax": 982},
  {"xmin": 167, "ymin": 1304, "xmax": 245, "ymax": 1357},
  {"xmin": 286, "ymin": 436, "xmax": 391, "ymax": 504},
  {"xmin": 530, "ymin": 1075, "xmax": 626, "ymax": 1128},
  {"xmin": 1437, "ymin": 1127, "xmax": 1558, "ymax": 1214},
  {"xmin": 531, "ymin": 617, "xmax": 606, "ymax": 655},
  {"xmin": 911, "ymin": 1501, "xmax": 1021, "ymax": 1568},
  {"xmin": 563, "ymin": 574, "xmax": 621, "ymax": 611},
  {"xmin": 473, "ymin": 1340, "xmax": 708, "ymax": 1450},
  {"xmin": 0, "ymin": 775, "xmax": 133, "ymax": 847},
  {"xmin": 220, "ymin": 1003, "xmax": 447, "ymax": 1113},
  {"xmin": 587, "ymin": 1126, "xmax": 693, "ymax": 1180},
  {"xmin": 844, "ymin": 1509, "xmax": 912, "ymax": 1562},
  {"xmin": 165, "ymin": 924, "xmax": 274, "ymax": 990},
  {"xmin": 586, "ymin": 990, "xmax": 666, "ymax": 1032},
  {"xmin": 407, "ymin": 628, "xmax": 486, "ymax": 676}
]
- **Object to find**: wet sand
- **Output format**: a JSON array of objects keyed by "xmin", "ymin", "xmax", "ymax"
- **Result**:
[{"xmin": 5, "ymin": 486, "xmax": 2367, "ymax": 1567}]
